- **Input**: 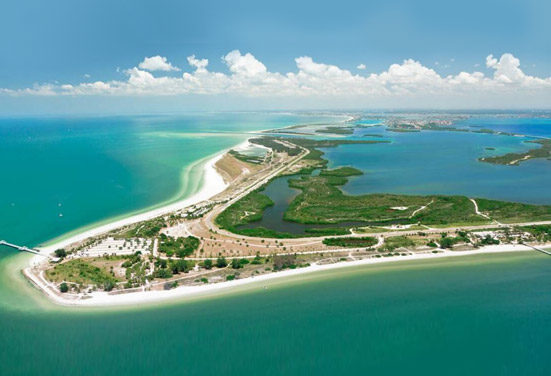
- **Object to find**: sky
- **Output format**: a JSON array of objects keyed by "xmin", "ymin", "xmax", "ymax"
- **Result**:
[{"xmin": 1, "ymin": 0, "xmax": 550, "ymax": 114}]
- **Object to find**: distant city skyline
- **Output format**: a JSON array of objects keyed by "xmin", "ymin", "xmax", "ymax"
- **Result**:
[{"xmin": 1, "ymin": 0, "xmax": 550, "ymax": 114}]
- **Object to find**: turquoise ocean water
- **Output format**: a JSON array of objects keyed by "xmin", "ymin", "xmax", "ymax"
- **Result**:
[{"xmin": 1, "ymin": 113, "xmax": 551, "ymax": 375}]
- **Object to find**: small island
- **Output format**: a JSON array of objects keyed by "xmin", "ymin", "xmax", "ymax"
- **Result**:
[{"xmin": 480, "ymin": 139, "xmax": 551, "ymax": 165}]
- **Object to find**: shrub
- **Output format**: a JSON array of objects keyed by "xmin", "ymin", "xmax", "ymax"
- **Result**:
[
  {"xmin": 154, "ymin": 268, "xmax": 173, "ymax": 279},
  {"xmin": 103, "ymin": 281, "xmax": 115, "ymax": 291},
  {"xmin": 59, "ymin": 282, "xmax": 69, "ymax": 293}
]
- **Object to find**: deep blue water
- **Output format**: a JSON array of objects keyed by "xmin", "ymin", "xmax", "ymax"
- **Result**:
[
  {"xmin": 323, "ymin": 122, "xmax": 551, "ymax": 204},
  {"xmin": 456, "ymin": 116, "xmax": 551, "ymax": 138}
]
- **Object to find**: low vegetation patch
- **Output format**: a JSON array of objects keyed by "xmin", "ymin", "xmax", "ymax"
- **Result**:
[
  {"xmin": 284, "ymin": 171, "xmax": 551, "ymax": 226},
  {"xmin": 229, "ymin": 150, "xmax": 264, "ymax": 164},
  {"xmin": 520, "ymin": 225, "xmax": 551, "ymax": 242},
  {"xmin": 158, "ymin": 234, "xmax": 199, "ymax": 257},
  {"xmin": 322, "ymin": 236, "xmax": 378, "ymax": 247},
  {"xmin": 122, "ymin": 218, "xmax": 167, "ymax": 238},
  {"xmin": 46, "ymin": 259, "xmax": 119, "ymax": 288},
  {"xmin": 315, "ymin": 126, "xmax": 354, "ymax": 135},
  {"xmin": 216, "ymin": 189, "xmax": 274, "ymax": 231},
  {"xmin": 476, "ymin": 198, "xmax": 551, "ymax": 223},
  {"xmin": 439, "ymin": 232, "xmax": 471, "ymax": 249},
  {"xmin": 272, "ymin": 254, "xmax": 309, "ymax": 270},
  {"xmin": 217, "ymin": 136, "xmax": 551, "ymax": 238},
  {"xmin": 380, "ymin": 236, "xmax": 417, "ymax": 252},
  {"xmin": 479, "ymin": 139, "xmax": 551, "ymax": 166}
]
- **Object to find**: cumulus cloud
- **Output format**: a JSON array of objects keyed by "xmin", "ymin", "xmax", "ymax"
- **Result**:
[
  {"xmin": 138, "ymin": 55, "xmax": 180, "ymax": 72},
  {"xmin": 223, "ymin": 50, "xmax": 267, "ymax": 77},
  {"xmin": 187, "ymin": 55, "xmax": 208, "ymax": 72},
  {"xmin": 2, "ymin": 51, "xmax": 551, "ymax": 108},
  {"xmin": 357, "ymin": 64, "xmax": 366, "ymax": 70}
]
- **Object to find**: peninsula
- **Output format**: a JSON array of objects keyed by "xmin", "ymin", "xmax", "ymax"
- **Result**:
[{"xmin": 17, "ymin": 117, "xmax": 551, "ymax": 307}]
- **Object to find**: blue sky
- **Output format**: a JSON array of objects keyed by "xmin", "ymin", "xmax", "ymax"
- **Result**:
[{"xmin": 1, "ymin": 0, "xmax": 550, "ymax": 114}]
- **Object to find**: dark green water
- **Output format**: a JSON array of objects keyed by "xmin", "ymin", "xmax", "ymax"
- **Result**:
[{"xmin": 1, "ymin": 252, "xmax": 550, "ymax": 375}]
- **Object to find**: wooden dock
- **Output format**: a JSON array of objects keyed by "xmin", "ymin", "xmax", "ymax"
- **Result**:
[
  {"xmin": 0, "ymin": 240, "xmax": 44, "ymax": 256},
  {"xmin": 522, "ymin": 243, "xmax": 551, "ymax": 256}
]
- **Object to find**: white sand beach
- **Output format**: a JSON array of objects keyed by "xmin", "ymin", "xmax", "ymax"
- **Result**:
[
  {"xmin": 37, "ymin": 151, "xmax": 228, "ymax": 256},
  {"xmin": 24, "ymin": 243, "xmax": 549, "ymax": 307}
]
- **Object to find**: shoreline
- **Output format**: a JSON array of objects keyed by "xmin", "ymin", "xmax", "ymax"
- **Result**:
[
  {"xmin": 37, "ymin": 148, "xmax": 231, "ymax": 256},
  {"xmin": 17, "ymin": 115, "xmax": 551, "ymax": 308},
  {"xmin": 24, "ymin": 243, "xmax": 549, "ymax": 307}
]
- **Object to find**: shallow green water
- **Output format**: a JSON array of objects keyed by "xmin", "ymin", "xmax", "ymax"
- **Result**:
[
  {"xmin": 0, "ymin": 113, "xmax": 336, "ymax": 246},
  {"xmin": 1, "ymin": 252, "xmax": 550, "ymax": 375}
]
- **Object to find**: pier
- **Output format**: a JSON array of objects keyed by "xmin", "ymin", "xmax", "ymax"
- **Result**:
[
  {"xmin": 0, "ymin": 240, "xmax": 44, "ymax": 256},
  {"xmin": 522, "ymin": 243, "xmax": 551, "ymax": 256}
]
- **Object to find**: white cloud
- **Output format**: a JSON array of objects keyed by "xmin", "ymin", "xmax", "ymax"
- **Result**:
[
  {"xmin": 138, "ymin": 55, "xmax": 180, "ymax": 72},
  {"xmin": 223, "ymin": 50, "xmax": 267, "ymax": 77},
  {"xmin": 3, "ymin": 52, "xmax": 551, "ymax": 108},
  {"xmin": 486, "ymin": 54, "xmax": 498, "ymax": 68},
  {"xmin": 357, "ymin": 64, "xmax": 366, "ymax": 70},
  {"xmin": 187, "ymin": 55, "xmax": 208, "ymax": 72}
]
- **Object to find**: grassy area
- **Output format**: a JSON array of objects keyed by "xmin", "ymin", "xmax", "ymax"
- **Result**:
[
  {"xmin": 304, "ymin": 227, "xmax": 351, "ymax": 236},
  {"xmin": 285, "ymin": 169, "xmax": 551, "ymax": 226},
  {"xmin": 228, "ymin": 226, "xmax": 297, "ymax": 239},
  {"xmin": 476, "ymin": 198, "xmax": 551, "ymax": 223},
  {"xmin": 217, "ymin": 136, "xmax": 551, "ymax": 238},
  {"xmin": 518, "ymin": 224, "xmax": 551, "ymax": 242},
  {"xmin": 362, "ymin": 133, "xmax": 385, "ymax": 138},
  {"xmin": 229, "ymin": 150, "xmax": 264, "ymax": 164},
  {"xmin": 249, "ymin": 137, "xmax": 301, "ymax": 156},
  {"xmin": 319, "ymin": 167, "xmax": 363, "ymax": 177},
  {"xmin": 158, "ymin": 234, "xmax": 200, "ymax": 257},
  {"xmin": 322, "ymin": 236, "xmax": 378, "ymax": 247},
  {"xmin": 45, "ymin": 259, "xmax": 119, "ymax": 287},
  {"xmin": 215, "ymin": 189, "xmax": 274, "ymax": 231},
  {"xmin": 316, "ymin": 126, "xmax": 354, "ymax": 135},
  {"xmin": 119, "ymin": 218, "xmax": 167, "ymax": 238},
  {"xmin": 387, "ymin": 128, "xmax": 421, "ymax": 133},
  {"xmin": 479, "ymin": 139, "xmax": 551, "ymax": 165},
  {"xmin": 380, "ymin": 236, "xmax": 417, "ymax": 251},
  {"xmin": 285, "ymin": 170, "xmax": 430, "ymax": 224}
]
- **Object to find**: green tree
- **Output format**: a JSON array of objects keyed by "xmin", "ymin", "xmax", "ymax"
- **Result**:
[
  {"xmin": 216, "ymin": 257, "xmax": 228, "ymax": 268},
  {"xmin": 59, "ymin": 282, "xmax": 69, "ymax": 293},
  {"xmin": 440, "ymin": 237, "xmax": 455, "ymax": 249},
  {"xmin": 203, "ymin": 259, "xmax": 213, "ymax": 270},
  {"xmin": 103, "ymin": 281, "xmax": 115, "ymax": 291},
  {"xmin": 231, "ymin": 258, "xmax": 242, "ymax": 269},
  {"xmin": 55, "ymin": 249, "xmax": 67, "ymax": 258}
]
